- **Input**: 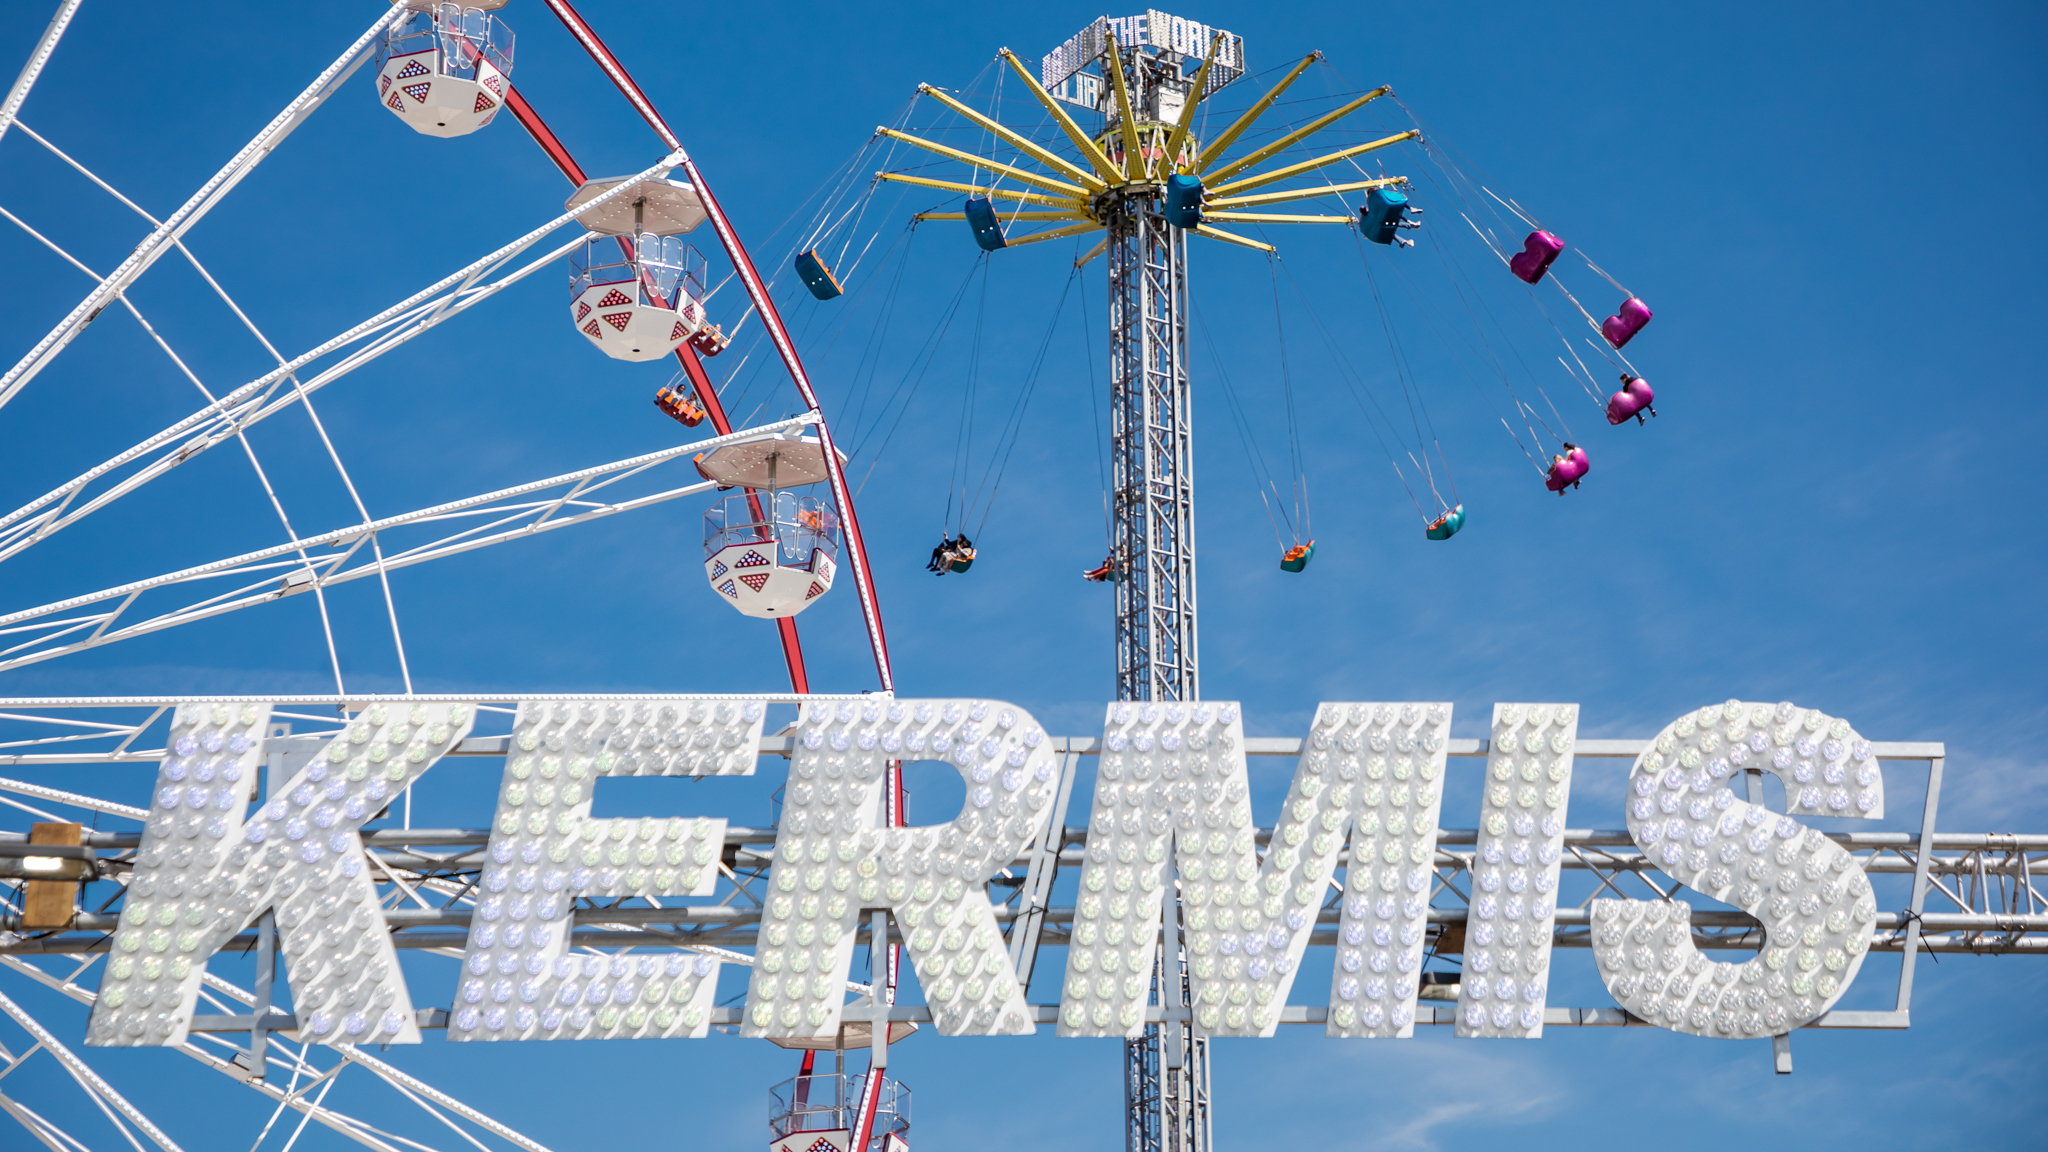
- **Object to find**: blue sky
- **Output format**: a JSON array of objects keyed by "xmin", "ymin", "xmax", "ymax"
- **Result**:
[{"xmin": 0, "ymin": 1, "xmax": 2043, "ymax": 1149}]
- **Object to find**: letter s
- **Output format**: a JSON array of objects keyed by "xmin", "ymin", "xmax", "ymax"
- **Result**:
[{"xmin": 1593, "ymin": 700, "xmax": 1882, "ymax": 1038}]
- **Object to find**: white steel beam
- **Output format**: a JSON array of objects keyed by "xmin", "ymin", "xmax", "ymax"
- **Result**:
[
  {"xmin": 0, "ymin": 0, "xmax": 84, "ymax": 149},
  {"xmin": 0, "ymin": 7, "xmax": 406, "ymax": 413},
  {"xmin": 0, "ymin": 149, "xmax": 684, "ymax": 563},
  {"xmin": 0, "ymin": 776, "xmax": 145, "ymax": 820},
  {"xmin": 340, "ymin": 1047, "xmax": 556, "ymax": 1152},
  {"xmin": 0, "ymin": 1092, "xmax": 82, "ymax": 1152},
  {"xmin": 0, "ymin": 988, "xmax": 185, "ymax": 1152},
  {"xmin": 2, "ymin": 955, "xmax": 544, "ymax": 1152},
  {"xmin": 0, "ymin": 415, "xmax": 812, "ymax": 673}
]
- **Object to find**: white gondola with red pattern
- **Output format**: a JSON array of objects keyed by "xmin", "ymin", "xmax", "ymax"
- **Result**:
[
  {"xmin": 566, "ymin": 175, "xmax": 713, "ymax": 361},
  {"xmin": 373, "ymin": 2, "xmax": 513, "ymax": 139},
  {"xmin": 697, "ymin": 430, "xmax": 849, "ymax": 618}
]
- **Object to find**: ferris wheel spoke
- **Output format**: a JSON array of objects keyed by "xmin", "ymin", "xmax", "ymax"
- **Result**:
[
  {"xmin": 0, "ymin": 988, "xmax": 185, "ymax": 1151},
  {"xmin": 0, "ymin": 201, "xmax": 355, "ymax": 693},
  {"xmin": 263, "ymin": 352, "xmax": 418, "ymax": 692},
  {"xmin": 342, "ymin": 1049, "xmax": 556, "ymax": 1152},
  {"xmin": 0, "ymin": 0, "xmax": 85, "ymax": 151},
  {"xmin": 0, "ymin": 1090, "xmax": 89, "ymax": 1152},
  {"xmin": 6, "ymin": 953, "xmax": 547, "ymax": 1152},
  {"xmin": 0, "ymin": 7, "xmax": 408, "ymax": 416},
  {"xmin": 9, "ymin": 120, "xmax": 351, "ymax": 397},
  {"xmin": 0, "ymin": 417, "xmax": 813, "ymax": 674},
  {"xmin": 0, "ymin": 775, "xmax": 148, "ymax": 820},
  {"xmin": 8, "ymin": 121, "xmax": 421, "ymax": 696},
  {"xmin": 8, "ymin": 947, "xmax": 552, "ymax": 1147},
  {"xmin": 0, "ymin": 159, "xmax": 678, "ymax": 565}
]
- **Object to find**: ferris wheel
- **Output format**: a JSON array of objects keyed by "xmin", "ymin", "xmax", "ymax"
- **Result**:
[
  {"xmin": 0, "ymin": 1, "xmax": 902, "ymax": 1148},
  {"xmin": 0, "ymin": 0, "xmax": 897, "ymax": 693}
]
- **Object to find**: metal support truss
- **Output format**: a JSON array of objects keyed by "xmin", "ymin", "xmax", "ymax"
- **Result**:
[
  {"xmin": 0, "ymin": 416, "xmax": 811, "ymax": 672},
  {"xmin": 1109, "ymin": 195, "xmax": 1199, "ymax": 708},
  {"xmin": 1, "ymin": 953, "xmax": 555, "ymax": 1152},
  {"xmin": 0, "ymin": 0, "xmax": 85, "ymax": 151},
  {"xmin": 1094, "ymin": 31, "xmax": 1210, "ymax": 1152},
  {"xmin": 0, "ymin": 985, "xmax": 186, "ymax": 1151}
]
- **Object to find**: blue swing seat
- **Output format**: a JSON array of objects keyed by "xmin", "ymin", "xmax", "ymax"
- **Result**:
[
  {"xmin": 794, "ymin": 250, "xmax": 843, "ymax": 300},
  {"xmin": 964, "ymin": 197, "xmax": 1008, "ymax": 252}
]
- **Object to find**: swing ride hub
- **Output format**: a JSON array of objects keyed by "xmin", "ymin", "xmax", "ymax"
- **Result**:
[{"xmin": 1087, "ymin": 178, "xmax": 1164, "ymax": 225}]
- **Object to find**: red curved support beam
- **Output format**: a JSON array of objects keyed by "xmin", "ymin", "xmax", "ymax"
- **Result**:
[
  {"xmin": 540, "ymin": 0, "xmax": 894, "ymax": 694},
  {"xmin": 504, "ymin": 85, "xmax": 810, "ymax": 694}
]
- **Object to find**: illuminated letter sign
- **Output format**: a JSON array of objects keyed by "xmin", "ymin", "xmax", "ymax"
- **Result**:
[
  {"xmin": 89, "ymin": 700, "xmax": 473, "ymax": 1047},
  {"xmin": 1592, "ymin": 701, "xmax": 1882, "ymax": 1037},
  {"xmin": 1320, "ymin": 702, "xmax": 1456, "ymax": 1038},
  {"xmin": 78, "ymin": 693, "xmax": 1890, "ymax": 1049},
  {"xmin": 744, "ymin": 698, "xmax": 1060, "ymax": 1039},
  {"xmin": 1060, "ymin": 700, "xmax": 1457, "ymax": 1039},
  {"xmin": 448, "ymin": 698, "xmax": 766, "ymax": 1042},
  {"xmin": 1455, "ymin": 703, "xmax": 1579, "ymax": 1038}
]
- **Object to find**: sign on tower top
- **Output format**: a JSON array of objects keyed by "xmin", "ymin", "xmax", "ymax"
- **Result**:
[{"xmin": 1041, "ymin": 11, "xmax": 1245, "ymax": 109}]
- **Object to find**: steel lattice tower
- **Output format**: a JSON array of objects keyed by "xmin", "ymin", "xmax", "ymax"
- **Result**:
[
  {"xmin": 1107, "ymin": 187, "xmax": 1197, "ymax": 705},
  {"xmin": 1100, "ymin": 30, "xmax": 1210, "ymax": 1152}
]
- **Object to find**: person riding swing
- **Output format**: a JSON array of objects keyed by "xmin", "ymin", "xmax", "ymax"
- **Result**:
[{"xmin": 928, "ymin": 534, "xmax": 976, "ymax": 575}]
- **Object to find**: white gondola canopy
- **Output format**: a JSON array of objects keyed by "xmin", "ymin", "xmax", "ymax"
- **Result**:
[
  {"xmin": 567, "ymin": 176, "xmax": 709, "ymax": 237},
  {"xmin": 694, "ymin": 433, "xmax": 848, "ymax": 489},
  {"xmin": 566, "ymin": 176, "xmax": 713, "ymax": 361},
  {"xmin": 374, "ymin": 3, "xmax": 513, "ymax": 139}
]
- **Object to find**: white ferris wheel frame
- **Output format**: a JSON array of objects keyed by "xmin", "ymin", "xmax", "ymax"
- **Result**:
[{"xmin": 0, "ymin": 3, "xmax": 896, "ymax": 1149}]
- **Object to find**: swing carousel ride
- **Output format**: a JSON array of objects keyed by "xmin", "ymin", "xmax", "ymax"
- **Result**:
[
  {"xmin": 0, "ymin": 5, "xmax": 1687, "ymax": 1152},
  {"xmin": 763, "ymin": 12, "xmax": 1664, "ymax": 703}
]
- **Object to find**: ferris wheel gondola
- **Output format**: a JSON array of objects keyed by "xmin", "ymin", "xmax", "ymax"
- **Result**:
[
  {"xmin": 564, "ymin": 175, "xmax": 713, "ymax": 361},
  {"xmin": 374, "ymin": 1, "xmax": 514, "ymax": 138},
  {"xmin": 697, "ymin": 431, "xmax": 849, "ymax": 618}
]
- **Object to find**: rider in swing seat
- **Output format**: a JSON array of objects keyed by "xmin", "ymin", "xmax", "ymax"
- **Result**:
[{"xmin": 927, "ymin": 534, "xmax": 977, "ymax": 574}]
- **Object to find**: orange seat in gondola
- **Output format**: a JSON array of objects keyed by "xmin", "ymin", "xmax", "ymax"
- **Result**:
[
  {"xmin": 655, "ymin": 383, "xmax": 705, "ymax": 427},
  {"xmin": 1280, "ymin": 541, "xmax": 1315, "ymax": 572},
  {"xmin": 688, "ymin": 322, "xmax": 731, "ymax": 357}
]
